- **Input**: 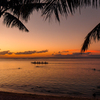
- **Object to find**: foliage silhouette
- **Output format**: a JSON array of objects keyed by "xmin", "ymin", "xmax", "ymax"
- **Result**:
[
  {"xmin": 81, "ymin": 23, "xmax": 100, "ymax": 52},
  {"xmin": 0, "ymin": 0, "xmax": 98, "ymax": 32},
  {"xmin": 0, "ymin": 0, "xmax": 45, "ymax": 32}
]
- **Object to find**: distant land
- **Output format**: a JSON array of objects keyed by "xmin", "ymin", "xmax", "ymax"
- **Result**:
[{"xmin": 0, "ymin": 56, "xmax": 100, "ymax": 59}]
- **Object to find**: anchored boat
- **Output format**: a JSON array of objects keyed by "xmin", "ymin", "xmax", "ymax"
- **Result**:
[{"xmin": 31, "ymin": 61, "xmax": 48, "ymax": 64}]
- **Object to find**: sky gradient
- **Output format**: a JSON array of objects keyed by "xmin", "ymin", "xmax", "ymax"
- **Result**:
[{"xmin": 0, "ymin": 6, "xmax": 100, "ymax": 58}]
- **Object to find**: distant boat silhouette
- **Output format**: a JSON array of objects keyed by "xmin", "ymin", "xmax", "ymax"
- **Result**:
[{"xmin": 31, "ymin": 61, "xmax": 48, "ymax": 64}]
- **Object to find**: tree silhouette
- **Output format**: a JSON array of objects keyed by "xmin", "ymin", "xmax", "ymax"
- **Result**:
[
  {"xmin": 81, "ymin": 23, "xmax": 100, "ymax": 52},
  {"xmin": 0, "ymin": 0, "xmax": 45, "ymax": 32},
  {"xmin": 0, "ymin": 0, "xmax": 97, "ymax": 32},
  {"xmin": 42, "ymin": 0, "xmax": 92, "ymax": 21}
]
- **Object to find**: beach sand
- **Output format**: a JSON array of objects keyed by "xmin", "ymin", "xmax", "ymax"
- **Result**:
[{"xmin": 0, "ymin": 91, "xmax": 99, "ymax": 100}]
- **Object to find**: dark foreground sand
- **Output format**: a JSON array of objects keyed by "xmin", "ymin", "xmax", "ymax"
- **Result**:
[{"xmin": 0, "ymin": 91, "xmax": 99, "ymax": 100}]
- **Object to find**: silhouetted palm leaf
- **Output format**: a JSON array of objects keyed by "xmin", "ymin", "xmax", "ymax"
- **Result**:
[
  {"xmin": 42, "ymin": 0, "xmax": 100, "ymax": 21},
  {"xmin": 81, "ymin": 23, "xmax": 100, "ymax": 52},
  {"xmin": 42, "ymin": 0, "xmax": 87, "ymax": 21},
  {"xmin": 3, "ymin": 12, "xmax": 29, "ymax": 32},
  {"xmin": 18, "ymin": 3, "xmax": 45, "ymax": 22},
  {"xmin": 9, "ymin": 1, "xmax": 45, "ymax": 21},
  {"xmin": 0, "ymin": 0, "xmax": 45, "ymax": 31}
]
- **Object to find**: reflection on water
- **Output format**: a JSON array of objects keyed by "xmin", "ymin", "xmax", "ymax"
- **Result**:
[{"xmin": 0, "ymin": 58, "xmax": 100, "ymax": 97}]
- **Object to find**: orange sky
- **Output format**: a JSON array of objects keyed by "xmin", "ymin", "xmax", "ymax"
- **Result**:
[{"xmin": 0, "ymin": 6, "xmax": 100, "ymax": 58}]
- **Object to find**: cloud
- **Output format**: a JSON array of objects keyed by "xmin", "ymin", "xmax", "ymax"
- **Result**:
[
  {"xmin": 62, "ymin": 51, "xmax": 69, "ymax": 53},
  {"xmin": 36, "ymin": 50, "xmax": 48, "ymax": 53},
  {"xmin": 58, "ymin": 51, "xmax": 61, "ymax": 53},
  {"xmin": 15, "ymin": 50, "xmax": 48, "ymax": 55},
  {"xmin": 87, "ymin": 50, "xmax": 100, "ymax": 53},
  {"xmin": 53, "ymin": 52, "xmax": 91, "ymax": 57},
  {"xmin": 52, "ymin": 50, "xmax": 69, "ymax": 56},
  {"xmin": 8, "ymin": 52, "xmax": 13, "ymax": 55},
  {"xmin": 58, "ymin": 51, "xmax": 69, "ymax": 53},
  {"xmin": 0, "ymin": 51, "xmax": 13, "ymax": 55},
  {"xmin": 55, "ymin": 51, "xmax": 69, "ymax": 54},
  {"xmin": 72, "ymin": 52, "xmax": 91, "ymax": 56},
  {"xmin": 53, "ymin": 49, "xmax": 100, "ymax": 57},
  {"xmin": 15, "ymin": 51, "xmax": 36, "ymax": 55},
  {"xmin": 52, "ymin": 54, "xmax": 54, "ymax": 55},
  {"xmin": 0, "ymin": 49, "xmax": 48, "ymax": 55}
]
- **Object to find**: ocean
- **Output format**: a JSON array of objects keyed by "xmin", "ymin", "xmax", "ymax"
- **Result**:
[{"xmin": 0, "ymin": 58, "xmax": 100, "ymax": 98}]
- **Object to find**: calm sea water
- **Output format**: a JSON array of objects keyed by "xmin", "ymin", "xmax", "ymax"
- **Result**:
[{"xmin": 0, "ymin": 58, "xmax": 100, "ymax": 97}]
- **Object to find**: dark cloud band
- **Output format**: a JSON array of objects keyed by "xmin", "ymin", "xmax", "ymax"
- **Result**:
[
  {"xmin": 15, "ymin": 50, "xmax": 48, "ymax": 55},
  {"xmin": 0, "ymin": 51, "xmax": 13, "ymax": 55},
  {"xmin": 0, "ymin": 49, "xmax": 48, "ymax": 55}
]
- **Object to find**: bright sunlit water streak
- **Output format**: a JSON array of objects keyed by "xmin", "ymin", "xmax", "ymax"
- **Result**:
[{"xmin": 0, "ymin": 58, "xmax": 100, "ymax": 97}]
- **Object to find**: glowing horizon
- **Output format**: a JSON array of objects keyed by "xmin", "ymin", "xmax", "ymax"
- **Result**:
[{"xmin": 0, "ymin": 49, "xmax": 100, "ymax": 58}]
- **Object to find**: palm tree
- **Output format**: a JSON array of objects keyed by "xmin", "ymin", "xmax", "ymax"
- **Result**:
[
  {"xmin": 80, "ymin": 0, "xmax": 100, "ymax": 52},
  {"xmin": 0, "ymin": 0, "xmax": 100, "ymax": 34},
  {"xmin": 0, "ymin": 0, "xmax": 45, "ymax": 32},
  {"xmin": 81, "ymin": 23, "xmax": 100, "ymax": 52},
  {"xmin": 42, "ymin": 0, "xmax": 99, "ymax": 22},
  {"xmin": 0, "ymin": 0, "xmax": 97, "ymax": 32}
]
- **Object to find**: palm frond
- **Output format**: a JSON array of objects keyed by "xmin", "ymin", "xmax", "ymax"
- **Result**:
[
  {"xmin": 42, "ymin": 0, "xmax": 82, "ymax": 21},
  {"xmin": 81, "ymin": 23, "xmax": 100, "ymax": 52},
  {"xmin": 24, "ymin": 0, "xmax": 41, "ymax": 3},
  {"xmin": 42, "ymin": 0, "xmax": 65, "ymax": 22},
  {"xmin": 19, "ymin": 3, "xmax": 45, "ymax": 22},
  {"xmin": 42, "ymin": 0, "xmax": 100, "ymax": 21},
  {"xmin": 3, "ymin": 12, "xmax": 29, "ymax": 32},
  {"xmin": 0, "ymin": 0, "xmax": 8, "ymax": 7},
  {"xmin": 9, "ymin": 3, "xmax": 45, "ymax": 22}
]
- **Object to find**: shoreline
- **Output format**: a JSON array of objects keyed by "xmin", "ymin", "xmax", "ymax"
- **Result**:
[{"xmin": 0, "ymin": 91, "xmax": 99, "ymax": 100}]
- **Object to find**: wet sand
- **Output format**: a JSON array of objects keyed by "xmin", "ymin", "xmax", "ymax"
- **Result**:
[{"xmin": 0, "ymin": 91, "xmax": 99, "ymax": 100}]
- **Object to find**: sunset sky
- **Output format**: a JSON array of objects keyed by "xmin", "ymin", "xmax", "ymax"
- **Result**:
[{"xmin": 0, "ymin": 6, "xmax": 100, "ymax": 58}]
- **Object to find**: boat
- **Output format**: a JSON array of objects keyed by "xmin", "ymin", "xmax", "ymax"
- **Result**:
[{"xmin": 31, "ymin": 61, "xmax": 48, "ymax": 64}]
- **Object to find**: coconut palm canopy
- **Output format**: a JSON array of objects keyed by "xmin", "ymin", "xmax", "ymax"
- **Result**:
[
  {"xmin": 0, "ymin": 0, "xmax": 100, "ymax": 51},
  {"xmin": 0, "ymin": 0, "xmax": 45, "ymax": 32},
  {"xmin": 0, "ymin": 0, "xmax": 99, "ymax": 31}
]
